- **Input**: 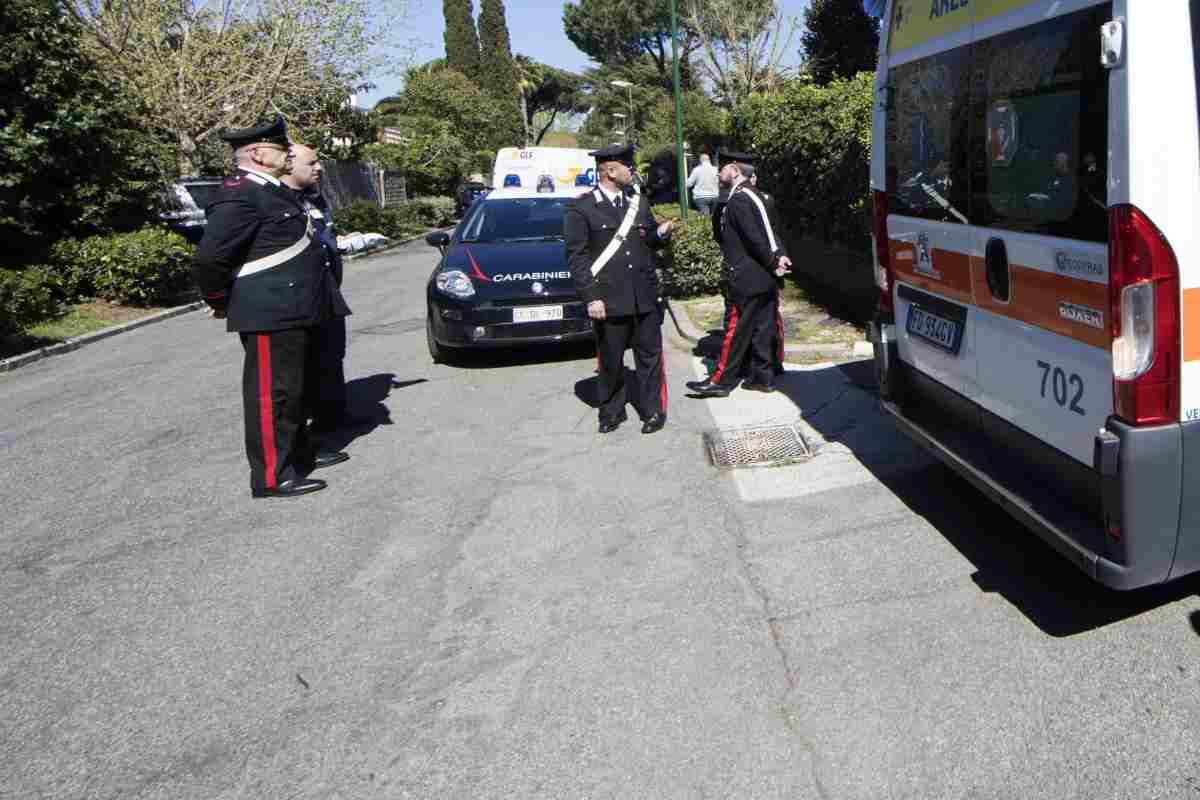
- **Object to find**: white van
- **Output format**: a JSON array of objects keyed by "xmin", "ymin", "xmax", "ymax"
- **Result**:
[
  {"xmin": 868, "ymin": 1, "xmax": 1200, "ymax": 588},
  {"xmin": 492, "ymin": 147, "xmax": 596, "ymax": 192}
]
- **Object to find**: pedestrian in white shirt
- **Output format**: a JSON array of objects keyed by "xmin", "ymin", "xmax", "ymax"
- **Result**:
[{"xmin": 685, "ymin": 154, "xmax": 720, "ymax": 216}]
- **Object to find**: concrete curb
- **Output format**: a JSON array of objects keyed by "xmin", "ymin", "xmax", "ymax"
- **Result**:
[
  {"xmin": 0, "ymin": 225, "xmax": 455, "ymax": 376},
  {"xmin": 0, "ymin": 301, "xmax": 205, "ymax": 374},
  {"xmin": 665, "ymin": 298, "xmax": 872, "ymax": 361}
]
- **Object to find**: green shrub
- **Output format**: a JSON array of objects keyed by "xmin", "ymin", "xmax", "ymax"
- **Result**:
[
  {"xmin": 729, "ymin": 73, "xmax": 873, "ymax": 250},
  {"xmin": 332, "ymin": 199, "xmax": 452, "ymax": 243},
  {"xmin": 406, "ymin": 196, "xmax": 456, "ymax": 227},
  {"xmin": 332, "ymin": 200, "xmax": 390, "ymax": 238},
  {"xmin": 651, "ymin": 203, "xmax": 683, "ymax": 220},
  {"xmin": 47, "ymin": 238, "xmax": 97, "ymax": 300},
  {"xmin": 662, "ymin": 213, "xmax": 723, "ymax": 299},
  {"xmin": 0, "ymin": 267, "xmax": 60, "ymax": 337},
  {"xmin": 60, "ymin": 228, "xmax": 195, "ymax": 306}
]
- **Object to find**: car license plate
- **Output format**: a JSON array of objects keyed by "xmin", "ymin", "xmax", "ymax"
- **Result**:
[
  {"xmin": 512, "ymin": 305, "xmax": 564, "ymax": 323},
  {"xmin": 906, "ymin": 305, "xmax": 961, "ymax": 353}
]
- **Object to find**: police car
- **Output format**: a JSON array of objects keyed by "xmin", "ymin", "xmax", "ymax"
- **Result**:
[{"xmin": 424, "ymin": 184, "xmax": 592, "ymax": 362}]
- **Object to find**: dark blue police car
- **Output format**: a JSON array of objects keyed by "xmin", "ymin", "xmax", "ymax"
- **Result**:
[{"xmin": 425, "ymin": 186, "xmax": 593, "ymax": 362}]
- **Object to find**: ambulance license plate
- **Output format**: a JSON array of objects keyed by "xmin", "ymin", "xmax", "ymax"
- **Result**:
[
  {"xmin": 512, "ymin": 305, "xmax": 564, "ymax": 323},
  {"xmin": 906, "ymin": 305, "xmax": 961, "ymax": 354}
]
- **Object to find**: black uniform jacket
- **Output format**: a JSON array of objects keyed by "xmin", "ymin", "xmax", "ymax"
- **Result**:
[
  {"xmin": 565, "ymin": 187, "xmax": 667, "ymax": 316},
  {"xmin": 191, "ymin": 170, "xmax": 349, "ymax": 332},
  {"xmin": 301, "ymin": 189, "xmax": 345, "ymax": 287},
  {"xmin": 716, "ymin": 183, "xmax": 788, "ymax": 300}
]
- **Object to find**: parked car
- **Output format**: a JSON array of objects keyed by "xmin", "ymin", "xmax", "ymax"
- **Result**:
[
  {"xmin": 425, "ymin": 186, "xmax": 592, "ymax": 363},
  {"xmin": 159, "ymin": 177, "xmax": 225, "ymax": 243}
]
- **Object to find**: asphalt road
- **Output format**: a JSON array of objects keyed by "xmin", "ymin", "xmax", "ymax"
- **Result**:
[{"xmin": 3, "ymin": 238, "xmax": 1200, "ymax": 799}]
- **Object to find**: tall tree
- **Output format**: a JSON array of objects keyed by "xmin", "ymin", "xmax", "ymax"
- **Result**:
[
  {"xmin": 563, "ymin": 0, "xmax": 698, "ymax": 90},
  {"xmin": 684, "ymin": 0, "xmax": 797, "ymax": 106},
  {"xmin": 514, "ymin": 56, "xmax": 591, "ymax": 146},
  {"xmin": 69, "ymin": 0, "xmax": 413, "ymax": 176},
  {"xmin": 477, "ymin": 0, "xmax": 524, "ymax": 146},
  {"xmin": 443, "ymin": 0, "xmax": 481, "ymax": 80},
  {"xmin": 800, "ymin": 0, "xmax": 880, "ymax": 85},
  {"xmin": 0, "ymin": 0, "xmax": 170, "ymax": 264}
]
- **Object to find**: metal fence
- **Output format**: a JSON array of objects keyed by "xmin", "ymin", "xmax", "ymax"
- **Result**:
[{"xmin": 320, "ymin": 160, "xmax": 381, "ymax": 210}]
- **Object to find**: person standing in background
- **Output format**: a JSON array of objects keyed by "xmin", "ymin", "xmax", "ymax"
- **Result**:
[{"xmin": 686, "ymin": 153, "xmax": 720, "ymax": 216}]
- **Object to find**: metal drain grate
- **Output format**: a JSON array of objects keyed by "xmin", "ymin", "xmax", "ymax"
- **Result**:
[{"xmin": 703, "ymin": 424, "xmax": 813, "ymax": 469}]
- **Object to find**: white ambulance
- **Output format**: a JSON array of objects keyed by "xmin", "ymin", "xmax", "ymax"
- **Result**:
[
  {"xmin": 869, "ymin": 0, "xmax": 1200, "ymax": 588},
  {"xmin": 491, "ymin": 147, "xmax": 596, "ymax": 192}
]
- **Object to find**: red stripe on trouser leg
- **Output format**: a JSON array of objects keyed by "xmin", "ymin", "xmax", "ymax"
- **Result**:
[
  {"xmin": 710, "ymin": 306, "xmax": 739, "ymax": 383},
  {"xmin": 659, "ymin": 352, "xmax": 668, "ymax": 413},
  {"xmin": 256, "ymin": 334, "xmax": 278, "ymax": 489}
]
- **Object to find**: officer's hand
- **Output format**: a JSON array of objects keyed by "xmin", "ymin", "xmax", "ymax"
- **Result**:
[
  {"xmin": 587, "ymin": 300, "xmax": 607, "ymax": 321},
  {"xmin": 658, "ymin": 219, "xmax": 681, "ymax": 238},
  {"xmin": 775, "ymin": 255, "xmax": 792, "ymax": 277},
  {"xmin": 206, "ymin": 307, "xmax": 227, "ymax": 320}
]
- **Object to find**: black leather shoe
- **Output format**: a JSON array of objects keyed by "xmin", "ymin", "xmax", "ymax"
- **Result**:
[
  {"xmin": 310, "ymin": 450, "xmax": 350, "ymax": 470},
  {"xmin": 252, "ymin": 477, "xmax": 327, "ymax": 499},
  {"xmin": 598, "ymin": 411, "xmax": 627, "ymax": 434},
  {"xmin": 741, "ymin": 381, "xmax": 776, "ymax": 393},
  {"xmin": 686, "ymin": 380, "xmax": 732, "ymax": 398},
  {"xmin": 641, "ymin": 413, "xmax": 666, "ymax": 434}
]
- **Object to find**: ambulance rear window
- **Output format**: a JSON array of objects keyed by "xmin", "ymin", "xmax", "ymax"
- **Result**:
[{"xmin": 884, "ymin": 4, "xmax": 1111, "ymax": 243}]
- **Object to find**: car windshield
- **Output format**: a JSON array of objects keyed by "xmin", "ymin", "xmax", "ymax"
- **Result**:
[{"xmin": 459, "ymin": 197, "xmax": 568, "ymax": 243}]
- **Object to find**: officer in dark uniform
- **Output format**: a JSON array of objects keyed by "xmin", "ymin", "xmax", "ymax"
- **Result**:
[
  {"xmin": 281, "ymin": 143, "xmax": 366, "ymax": 432},
  {"xmin": 750, "ymin": 167, "xmax": 787, "ymax": 375},
  {"xmin": 191, "ymin": 117, "xmax": 351, "ymax": 498},
  {"xmin": 687, "ymin": 151, "xmax": 792, "ymax": 397},
  {"xmin": 565, "ymin": 143, "xmax": 679, "ymax": 434}
]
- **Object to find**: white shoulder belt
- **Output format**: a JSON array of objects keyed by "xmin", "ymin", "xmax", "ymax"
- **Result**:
[
  {"xmin": 590, "ymin": 187, "xmax": 642, "ymax": 278},
  {"xmin": 236, "ymin": 213, "xmax": 314, "ymax": 279}
]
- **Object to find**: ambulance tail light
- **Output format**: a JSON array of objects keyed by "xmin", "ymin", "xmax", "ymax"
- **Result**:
[
  {"xmin": 872, "ymin": 190, "xmax": 893, "ymax": 313},
  {"xmin": 1108, "ymin": 204, "xmax": 1180, "ymax": 426}
]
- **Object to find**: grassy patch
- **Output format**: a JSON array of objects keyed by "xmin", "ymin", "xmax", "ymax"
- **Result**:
[
  {"xmin": 1, "ymin": 300, "xmax": 170, "ymax": 360},
  {"xmin": 682, "ymin": 282, "xmax": 866, "ymax": 350}
]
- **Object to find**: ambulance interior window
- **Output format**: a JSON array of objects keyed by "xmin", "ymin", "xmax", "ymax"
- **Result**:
[
  {"xmin": 969, "ymin": 5, "xmax": 1110, "ymax": 242},
  {"xmin": 886, "ymin": 47, "xmax": 971, "ymax": 224}
]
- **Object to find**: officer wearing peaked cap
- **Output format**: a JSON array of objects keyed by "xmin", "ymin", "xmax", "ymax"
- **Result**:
[
  {"xmin": 191, "ymin": 116, "xmax": 351, "ymax": 499},
  {"xmin": 687, "ymin": 149, "xmax": 792, "ymax": 397},
  {"xmin": 565, "ymin": 143, "xmax": 680, "ymax": 434}
]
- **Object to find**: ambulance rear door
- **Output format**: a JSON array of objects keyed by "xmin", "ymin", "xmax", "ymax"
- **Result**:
[
  {"xmin": 969, "ymin": 2, "xmax": 1114, "ymax": 471},
  {"xmin": 885, "ymin": 26, "xmax": 980, "ymax": 409}
]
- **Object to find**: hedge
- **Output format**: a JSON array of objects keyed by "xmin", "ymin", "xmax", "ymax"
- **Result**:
[
  {"xmin": 728, "ymin": 72, "xmax": 873, "ymax": 250},
  {"xmin": 0, "ymin": 267, "xmax": 60, "ymax": 338},
  {"xmin": 662, "ymin": 212, "xmax": 723, "ymax": 299},
  {"xmin": 333, "ymin": 197, "xmax": 456, "ymax": 241},
  {"xmin": 50, "ymin": 227, "xmax": 195, "ymax": 307}
]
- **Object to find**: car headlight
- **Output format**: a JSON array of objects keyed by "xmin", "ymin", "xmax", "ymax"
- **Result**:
[{"xmin": 435, "ymin": 269, "xmax": 475, "ymax": 299}]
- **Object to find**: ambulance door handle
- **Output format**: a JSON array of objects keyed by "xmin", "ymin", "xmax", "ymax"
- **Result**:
[{"xmin": 985, "ymin": 237, "xmax": 1010, "ymax": 302}]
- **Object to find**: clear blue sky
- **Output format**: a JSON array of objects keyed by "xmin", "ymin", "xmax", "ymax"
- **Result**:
[{"xmin": 362, "ymin": 0, "xmax": 814, "ymax": 108}]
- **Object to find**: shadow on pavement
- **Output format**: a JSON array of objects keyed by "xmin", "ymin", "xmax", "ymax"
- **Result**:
[
  {"xmin": 314, "ymin": 373, "xmax": 425, "ymax": 450},
  {"xmin": 574, "ymin": 367, "xmax": 640, "ymax": 410},
  {"xmin": 770, "ymin": 359, "xmax": 1199, "ymax": 637}
]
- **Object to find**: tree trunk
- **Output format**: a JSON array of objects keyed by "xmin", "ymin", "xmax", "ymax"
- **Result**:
[
  {"xmin": 176, "ymin": 130, "xmax": 198, "ymax": 178},
  {"xmin": 520, "ymin": 92, "xmax": 530, "ymax": 147}
]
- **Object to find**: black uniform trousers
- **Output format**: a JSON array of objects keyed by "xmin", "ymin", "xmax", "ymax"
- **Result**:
[
  {"xmin": 307, "ymin": 316, "xmax": 347, "ymax": 429},
  {"xmin": 710, "ymin": 291, "xmax": 778, "ymax": 387},
  {"xmin": 595, "ymin": 308, "xmax": 668, "ymax": 422},
  {"xmin": 722, "ymin": 288, "xmax": 784, "ymax": 376},
  {"xmin": 241, "ymin": 328, "xmax": 316, "ymax": 492}
]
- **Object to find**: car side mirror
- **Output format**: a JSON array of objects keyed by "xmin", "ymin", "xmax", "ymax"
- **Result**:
[{"xmin": 426, "ymin": 231, "xmax": 451, "ymax": 252}]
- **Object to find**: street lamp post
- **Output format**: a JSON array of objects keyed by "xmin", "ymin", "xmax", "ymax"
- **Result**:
[
  {"xmin": 612, "ymin": 112, "xmax": 627, "ymax": 143},
  {"xmin": 668, "ymin": 0, "xmax": 687, "ymax": 220},
  {"xmin": 610, "ymin": 80, "xmax": 634, "ymax": 144}
]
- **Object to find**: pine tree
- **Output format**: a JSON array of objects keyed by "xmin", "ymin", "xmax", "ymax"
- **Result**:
[
  {"xmin": 477, "ymin": 0, "xmax": 523, "ymax": 146},
  {"xmin": 801, "ymin": 0, "xmax": 880, "ymax": 85},
  {"xmin": 442, "ymin": 0, "xmax": 481, "ymax": 81}
]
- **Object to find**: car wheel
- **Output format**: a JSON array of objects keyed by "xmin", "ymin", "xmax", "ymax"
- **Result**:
[{"xmin": 427, "ymin": 313, "xmax": 455, "ymax": 365}]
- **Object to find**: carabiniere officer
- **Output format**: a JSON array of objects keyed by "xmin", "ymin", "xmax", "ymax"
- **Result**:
[
  {"xmin": 565, "ymin": 144, "xmax": 680, "ymax": 434},
  {"xmin": 191, "ymin": 116, "xmax": 352, "ymax": 499}
]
